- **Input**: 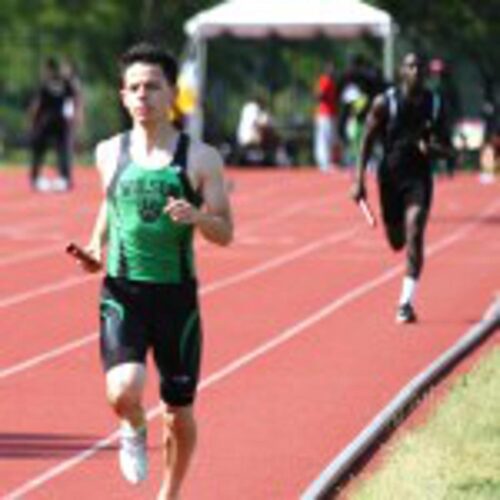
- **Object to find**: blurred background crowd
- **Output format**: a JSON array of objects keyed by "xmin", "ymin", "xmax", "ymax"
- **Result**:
[{"xmin": 0, "ymin": 0, "xmax": 498, "ymax": 179}]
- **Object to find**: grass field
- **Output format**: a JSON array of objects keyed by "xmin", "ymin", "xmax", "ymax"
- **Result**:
[{"xmin": 348, "ymin": 344, "xmax": 500, "ymax": 500}]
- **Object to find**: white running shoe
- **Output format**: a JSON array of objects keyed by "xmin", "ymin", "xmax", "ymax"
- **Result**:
[
  {"xmin": 396, "ymin": 303, "xmax": 418, "ymax": 324},
  {"xmin": 119, "ymin": 423, "xmax": 148, "ymax": 484},
  {"xmin": 33, "ymin": 176, "xmax": 52, "ymax": 192},
  {"xmin": 51, "ymin": 177, "xmax": 70, "ymax": 192}
]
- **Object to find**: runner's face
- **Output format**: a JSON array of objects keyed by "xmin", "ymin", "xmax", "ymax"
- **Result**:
[
  {"xmin": 121, "ymin": 62, "xmax": 176, "ymax": 125},
  {"xmin": 401, "ymin": 54, "xmax": 425, "ymax": 89}
]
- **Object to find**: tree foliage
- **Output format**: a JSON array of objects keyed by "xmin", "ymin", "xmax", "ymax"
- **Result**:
[
  {"xmin": 0, "ymin": 0, "xmax": 497, "ymax": 150},
  {"xmin": 0, "ymin": 0, "xmax": 217, "ymax": 145},
  {"xmin": 372, "ymin": 0, "xmax": 499, "ymax": 96}
]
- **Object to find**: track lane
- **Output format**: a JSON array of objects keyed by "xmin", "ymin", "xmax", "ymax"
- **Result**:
[
  {"xmin": 0, "ymin": 170, "xmax": 498, "ymax": 498},
  {"xmin": 0, "ymin": 170, "xmax": 356, "ymax": 370},
  {"xmin": 4, "ymin": 214, "xmax": 498, "ymax": 498}
]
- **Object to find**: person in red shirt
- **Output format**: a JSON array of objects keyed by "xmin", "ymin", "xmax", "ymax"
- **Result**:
[{"xmin": 314, "ymin": 62, "xmax": 338, "ymax": 171}]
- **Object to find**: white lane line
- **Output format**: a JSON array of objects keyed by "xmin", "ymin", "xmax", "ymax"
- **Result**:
[
  {"xmin": 0, "ymin": 275, "xmax": 98, "ymax": 310},
  {"xmin": 0, "ymin": 228, "xmax": 358, "ymax": 379},
  {"xmin": 239, "ymin": 195, "xmax": 335, "ymax": 234},
  {"xmin": 4, "ymin": 200, "xmax": 497, "ymax": 498},
  {"xmin": 0, "ymin": 192, "xmax": 335, "ymax": 267},
  {"xmin": 0, "ymin": 334, "xmax": 99, "ymax": 379},
  {"xmin": 0, "ymin": 215, "xmax": 67, "ymax": 235},
  {"xmin": 0, "ymin": 194, "xmax": 347, "ymax": 308},
  {"xmin": 0, "ymin": 244, "xmax": 66, "ymax": 268},
  {"xmin": 202, "ymin": 228, "xmax": 358, "ymax": 294},
  {"xmin": 300, "ymin": 300, "xmax": 500, "ymax": 500},
  {"xmin": 0, "ymin": 229, "xmax": 63, "ymax": 242},
  {"xmin": 4, "ymin": 266, "xmax": 406, "ymax": 500}
]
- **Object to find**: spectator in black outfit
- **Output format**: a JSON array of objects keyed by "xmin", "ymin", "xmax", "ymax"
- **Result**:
[{"xmin": 28, "ymin": 57, "xmax": 76, "ymax": 192}]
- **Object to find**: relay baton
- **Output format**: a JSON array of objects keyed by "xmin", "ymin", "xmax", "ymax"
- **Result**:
[
  {"xmin": 358, "ymin": 198, "xmax": 377, "ymax": 228},
  {"xmin": 66, "ymin": 242, "xmax": 102, "ymax": 269}
]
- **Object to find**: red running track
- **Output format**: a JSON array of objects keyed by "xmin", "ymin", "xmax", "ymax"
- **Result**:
[{"xmin": 0, "ymin": 167, "xmax": 498, "ymax": 499}]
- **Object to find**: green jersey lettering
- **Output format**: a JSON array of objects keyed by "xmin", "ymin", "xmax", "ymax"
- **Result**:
[{"xmin": 107, "ymin": 161, "xmax": 196, "ymax": 283}]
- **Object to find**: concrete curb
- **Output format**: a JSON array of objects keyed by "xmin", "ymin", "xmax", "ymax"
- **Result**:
[{"xmin": 301, "ymin": 297, "xmax": 500, "ymax": 500}]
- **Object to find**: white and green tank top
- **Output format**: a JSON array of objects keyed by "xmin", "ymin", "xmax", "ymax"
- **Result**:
[{"xmin": 106, "ymin": 132, "xmax": 202, "ymax": 284}]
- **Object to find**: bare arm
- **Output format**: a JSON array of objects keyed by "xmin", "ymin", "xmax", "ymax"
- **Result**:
[
  {"xmin": 81, "ymin": 196, "xmax": 108, "ymax": 273},
  {"xmin": 86, "ymin": 200, "xmax": 108, "ymax": 250},
  {"xmin": 68, "ymin": 198, "xmax": 107, "ymax": 273},
  {"xmin": 80, "ymin": 139, "xmax": 118, "ymax": 271},
  {"xmin": 165, "ymin": 144, "xmax": 233, "ymax": 246},
  {"xmin": 351, "ymin": 94, "xmax": 386, "ymax": 201}
]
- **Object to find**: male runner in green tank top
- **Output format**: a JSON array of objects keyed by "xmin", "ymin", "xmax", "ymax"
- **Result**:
[{"xmin": 80, "ymin": 42, "xmax": 233, "ymax": 499}]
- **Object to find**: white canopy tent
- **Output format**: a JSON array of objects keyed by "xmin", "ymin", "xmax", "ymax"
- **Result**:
[{"xmin": 183, "ymin": 0, "xmax": 395, "ymax": 138}]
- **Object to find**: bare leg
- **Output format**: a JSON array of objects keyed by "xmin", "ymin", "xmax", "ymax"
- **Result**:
[
  {"xmin": 106, "ymin": 362, "xmax": 147, "ymax": 427},
  {"xmin": 157, "ymin": 405, "xmax": 197, "ymax": 500},
  {"xmin": 106, "ymin": 363, "xmax": 149, "ymax": 483},
  {"xmin": 405, "ymin": 203, "xmax": 428, "ymax": 280}
]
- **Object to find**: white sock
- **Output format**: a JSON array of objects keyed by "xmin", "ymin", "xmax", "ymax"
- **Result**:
[
  {"xmin": 121, "ymin": 419, "xmax": 146, "ymax": 434},
  {"xmin": 399, "ymin": 276, "xmax": 417, "ymax": 306}
]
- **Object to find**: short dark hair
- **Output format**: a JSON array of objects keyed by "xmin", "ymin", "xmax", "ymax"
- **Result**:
[
  {"xmin": 120, "ymin": 42, "xmax": 178, "ymax": 86},
  {"xmin": 402, "ymin": 51, "xmax": 427, "ymax": 69},
  {"xmin": 45, "ymin": 57, "xmax": 60, "ymax": 74}
]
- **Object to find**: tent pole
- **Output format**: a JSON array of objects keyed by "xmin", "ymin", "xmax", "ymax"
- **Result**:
[
  {"xmin": 189, "ymin": 36, "xmax": 207, "ymax": 141},
  {"xmin": 383, "ymin": 22, "xmax": 395, "ymax": 82}
]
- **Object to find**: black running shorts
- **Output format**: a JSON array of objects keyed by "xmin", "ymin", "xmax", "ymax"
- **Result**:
[
  {"xmin": 377, "ymin": 166, "xmax": 433, "ymax": 226},
  {"xmin": 99, "ymin": 276, "xmax": 202, "ymax": 406}
]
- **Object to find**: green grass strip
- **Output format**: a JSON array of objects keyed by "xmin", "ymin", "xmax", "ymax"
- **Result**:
[{"xmin": 351, "ymin": 346, "xmax": 500, "ymax": 500}]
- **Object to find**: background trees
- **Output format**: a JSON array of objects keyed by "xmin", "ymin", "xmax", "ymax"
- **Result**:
[
  {"xmin": 0, "ymin": 0, "xmax": 212, "ymax": 152},
  {"xmin": 373, "ymin": 0, "xmax": 499, "ymax": 130},
  {"xmin": 0, "ymin": 0, "xmax": 497, "ymax": 157}
]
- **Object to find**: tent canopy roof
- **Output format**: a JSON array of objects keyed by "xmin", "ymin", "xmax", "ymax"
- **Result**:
[{"xmin": 185, "ymin": 0, "xmax": 392, "ymax": 40}]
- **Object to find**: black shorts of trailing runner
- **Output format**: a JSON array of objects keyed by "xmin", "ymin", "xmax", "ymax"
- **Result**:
[
  {"xmin": 100, "ymin": 276, "xmax": 202, "ymax": 406},
  {"xmin": 377, "ymin": 149, "xmax": 433, "ymax": 227}
]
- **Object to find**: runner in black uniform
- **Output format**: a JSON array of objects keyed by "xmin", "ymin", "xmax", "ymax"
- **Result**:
[{"xmin": 352, "ymin": 52, "xmax": 449, "ymax": 324}]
